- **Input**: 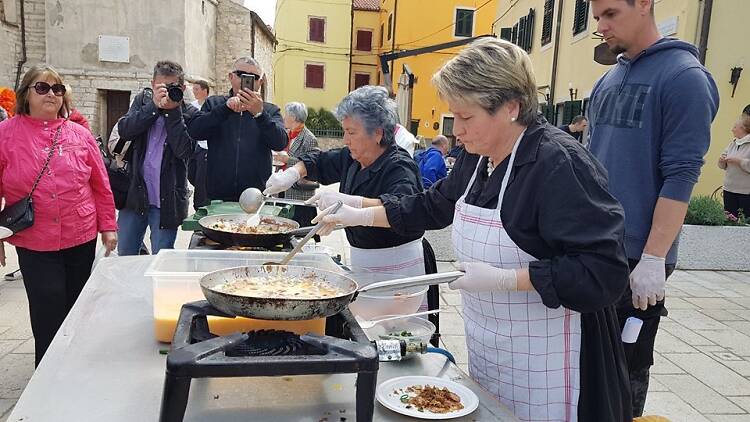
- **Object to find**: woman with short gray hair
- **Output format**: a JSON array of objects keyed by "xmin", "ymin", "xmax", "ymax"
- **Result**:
[
  {"xmin": 264, "ymin": 86, "xmax": 427, "ymax": 315},
  {"xmin": 308, "ymin": 38, "xmax": 632, "ymax": 421},
  {"xmin": 276, "ymin": 101, "xmax": 320, "ymax": 227}
]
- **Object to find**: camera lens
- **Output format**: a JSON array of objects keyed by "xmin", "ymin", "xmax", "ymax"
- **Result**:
[{"xmin": 167, "ymin": 85, "xmax": 183, "ymax": 102}]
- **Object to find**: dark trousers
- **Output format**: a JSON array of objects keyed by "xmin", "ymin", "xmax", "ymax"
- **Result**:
[
  {"xmin": 188, "ymin": 146, "xmax": 209, "ymax": 211},
  {"xmin": 617, "ymin": 259, "xmax": 675, "ymax": 417},
  {"xmin": 17, "ymin": 239, "xmax": 96, "ymax": 366},
  {"xmin": 723, "ymin": 190, "xmax": 750, "ymax": 219}
]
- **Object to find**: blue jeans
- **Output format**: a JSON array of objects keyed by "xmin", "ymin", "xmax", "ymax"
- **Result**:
[{"xmin": 117, "ymin": 206, "xmax": 177, "ymax": 256}]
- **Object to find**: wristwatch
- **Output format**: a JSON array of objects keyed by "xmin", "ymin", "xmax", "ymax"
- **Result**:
[{"xmin": 252, "ymin": 110, "xmax": 263, "ymax": 119}]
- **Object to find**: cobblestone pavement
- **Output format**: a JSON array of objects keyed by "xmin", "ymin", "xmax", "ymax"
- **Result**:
[{"xmin": 2, "ymin": 224, "xmax": 750, "ymax": 421}]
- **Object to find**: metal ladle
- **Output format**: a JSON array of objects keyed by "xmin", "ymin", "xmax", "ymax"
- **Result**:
[
  {"xmin": 262, "ymin": 201, "xmax": 343, "ymax": 266},
  {"xmin": 239, "ymin": 187, "xmax": 310, "ymax": 214}
]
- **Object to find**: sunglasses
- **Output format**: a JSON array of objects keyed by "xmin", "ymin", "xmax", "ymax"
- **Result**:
[
  {"xmin": 30, "ymin": 82, "xmax": 66, "ymax": 96},
  {"xmin": 232, "ymin": 70, "xmax": 261, "ymax": 80}
]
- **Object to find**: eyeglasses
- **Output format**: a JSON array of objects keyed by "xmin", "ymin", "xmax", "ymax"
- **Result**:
[
  {"xmin": 232, "ymin": 70, "xmax": 261, "ymax": 80},
  {"xmin": 30, "ymin": 82, "xmax": 66, "ymax": 96}
]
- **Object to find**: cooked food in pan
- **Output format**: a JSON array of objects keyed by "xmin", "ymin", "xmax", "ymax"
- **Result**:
[
  {"xmin": 209, "ymin": 218, "xmax": 295, "ymax": 235},
  {"xmin": 214, "ymin": 275, "xmax": 347, "ymax": 300}
]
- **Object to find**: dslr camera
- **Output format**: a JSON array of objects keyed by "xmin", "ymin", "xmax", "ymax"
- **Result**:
[{"xmin": 165, "ymin": 83, "xmax": 184, "ymax": 103}]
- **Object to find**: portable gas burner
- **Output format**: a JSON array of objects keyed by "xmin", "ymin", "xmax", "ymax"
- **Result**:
[
  {"xmin": 158, "ymin": 301, "xmax": 379, "ymax": 422},
  {"xmin": 187, "ymin": 231, "xmax": 294, "ymax": 251}
]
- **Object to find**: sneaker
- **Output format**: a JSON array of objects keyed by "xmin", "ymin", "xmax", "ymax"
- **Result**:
[{"xmin": 4, "ymin": 269, "xmax": 22, "ymax": 281}]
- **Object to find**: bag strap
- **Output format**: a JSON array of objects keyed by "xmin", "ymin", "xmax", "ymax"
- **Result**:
[{"xmin": 29, "ymin": 120, "xmax": 66, "ymax": 198}]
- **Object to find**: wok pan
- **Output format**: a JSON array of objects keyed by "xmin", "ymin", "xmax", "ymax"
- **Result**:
[
  {"xmin": 198, "ymin": 214, "xmax": 314, "ymax": 249},
  {"xmin": 199, "ymin": 265, "xmax": 464, "ymax": 320}
]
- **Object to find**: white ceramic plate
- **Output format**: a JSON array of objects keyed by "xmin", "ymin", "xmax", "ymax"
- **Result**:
[{"xmin": 376, "ymin": 375, "xmax": 479, "ymax": 420}]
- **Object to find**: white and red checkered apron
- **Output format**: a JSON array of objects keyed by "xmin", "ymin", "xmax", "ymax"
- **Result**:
[{"xmin": 451, "ymin": 136, "xmax": 582, "ymax": 421}]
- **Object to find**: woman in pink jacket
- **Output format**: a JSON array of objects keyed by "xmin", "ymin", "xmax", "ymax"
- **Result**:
[{"xmin": 0, "ymin": 66, "xmax": 117, "ymax": 366}]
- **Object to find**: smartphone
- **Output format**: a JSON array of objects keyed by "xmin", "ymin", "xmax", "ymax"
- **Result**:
[{"xmin": 240, "ymin": 74, "xmax": 256, "ymax": 92}]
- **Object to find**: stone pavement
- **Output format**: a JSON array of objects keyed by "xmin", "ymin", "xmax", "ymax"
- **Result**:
[{"xmin": 3, "ymin": 227, "xmax": 750, "ymax": 420}]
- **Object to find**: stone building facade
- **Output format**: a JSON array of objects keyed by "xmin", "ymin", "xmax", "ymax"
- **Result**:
[{"xmin": 0, "ymin": 0, "xmax": 276, "ymax": 137}]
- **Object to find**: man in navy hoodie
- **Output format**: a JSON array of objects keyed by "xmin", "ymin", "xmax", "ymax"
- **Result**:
[{"xmin": 588, "ymin": 0, "xmax": 719, "ymax": 416}]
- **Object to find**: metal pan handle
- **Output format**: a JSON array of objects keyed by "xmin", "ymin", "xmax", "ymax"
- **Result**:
[
  {"xmin": 264, "ymin": 197, "xmax": 310, "ymax": 207},
  {"xmin": 287, "ymin": 225, "xmax": 344, "ymax": 237},
  {"xmin": 357, "ymin": 271, "xmax": 464, "ymax": 294}
]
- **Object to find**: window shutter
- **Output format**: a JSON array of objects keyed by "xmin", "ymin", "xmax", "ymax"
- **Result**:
[
  {"xmin": 356, "ymin": 30, "xmax": 372, "ymax": 51},
  {"xmin": 573, "ymin": 0, "xmax": 588, "ymax": 35},
  {"xmin": 524, "ymin": 9, "xmax": 535, "ymax": 52},
  {"xmin": 455, "ymin": 9, "xmax": 474, "ymax": 37},
  {"xmin": 563, "ymin": 101, "xmax": 574, "ymax": 124},
  {"xmin": 305, "ymin": 64, "xmax": 324, "ymax": 89},
  {"xmin": 309, "ymin": 18, "xmax": 325, "ymax": 42},
  {"xmin": 541, "ymin": 0, "xmax": 554, "ymax": 45},
  {"xmin": 354, "ymin": 73, "xmax": 370, "ymax": 89},
  {"xmin": 500, "ymin": 27, "xmax": 513, "ymax": 41},
  {"xmin": 387, "ymin": 14, "xmax": 392, "ymax": 40},
  {"xmin": 512, "ymin": 23, "xmax": 518, "ymax": 44},
  {"xmin": 571, "ymin": 100, "xmax": 582, "ymax": 119}
]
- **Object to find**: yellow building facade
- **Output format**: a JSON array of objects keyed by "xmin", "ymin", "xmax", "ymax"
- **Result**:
[
  {"xmin": 377, "ymin": 0, "xmax": 498, "ymax": 139},
  {"xmin": 351, "ymin": 1, "xmax": 381, "ymax": 91},
  {"xmin": 493, "ymin": 0, "xmax": 749, "ymax": 196},
  {"xmin": 274, "ymin": 0, "xmax": 353, "ymax": 111}
]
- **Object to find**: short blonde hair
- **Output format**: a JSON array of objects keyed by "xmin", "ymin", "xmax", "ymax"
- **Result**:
[
  {"xmin": 432, "ymin": 37, "xmax": 538, "ymax": 126},
  {"xmin": 15, "ymin": 65, "xmax": 70, "ymax": 117}
]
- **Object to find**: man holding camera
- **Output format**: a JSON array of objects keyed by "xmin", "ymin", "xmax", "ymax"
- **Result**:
[
  {"xmin": 116, "ymin": 60, "xmax": 198, "ymax": 255},
  {"xmin": 188, "ymin": 57, "xmax": 287, "ymax": 201}
]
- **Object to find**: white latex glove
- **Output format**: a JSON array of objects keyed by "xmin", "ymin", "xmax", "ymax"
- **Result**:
[
  {"xmin": 305, "ymin": 191, "xmax": 363, "ymax": 210},
  {"xmin": 448, "ymin": 262, "xmax": 518, "ymax": 292},
  {"xmin": 311, "ymin": 203, "xmax": 375, "ymax": 236},
  {"xmin": 630, "ymin": 253, "xmax": 666, "ymax": 311},
  {"xmin": 263, "ymin": 167, "xmax": 300, "ymax": 196}
]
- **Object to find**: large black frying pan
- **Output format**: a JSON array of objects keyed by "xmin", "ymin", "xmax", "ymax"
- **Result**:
[
  {"xmin": 199, "ymin": 265, "xmax": 464, "ymax": 320},
  {"xmin": 198, "ymin": 214, "xmax": 314, "ymax": 249}
]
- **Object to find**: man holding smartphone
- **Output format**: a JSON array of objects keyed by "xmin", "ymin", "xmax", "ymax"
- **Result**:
[{"xmin": 188, "ymin": 57, "xmax": 287, "ymax": 201}]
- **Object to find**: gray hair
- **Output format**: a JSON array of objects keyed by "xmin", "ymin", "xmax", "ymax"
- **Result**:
[
  {"xmin": 153, "ymin": 60, "xmax": 184, "ymax": 85},
  {"xmin": 432, "ymin": 37, "xmax": 538, "ymax": 126},
  {"xmin": 335, "ymin": 85, "xmax": 398, "ymax": 146},
  {"xmin": 234, "ymin": 56, "xmax": 262, "ymax": 73},
  {"xmin": 284, "ymin": 102, "xmax": 308, "ymax": 123},
  {"xmin": 432, "ymin": 135, "xmax": 449, "ymax": 147}
]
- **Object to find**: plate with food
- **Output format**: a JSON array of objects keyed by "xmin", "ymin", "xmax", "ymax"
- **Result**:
[{"xmin": 376, "ymin": 376, "xmax": 479, "ymax": 419}]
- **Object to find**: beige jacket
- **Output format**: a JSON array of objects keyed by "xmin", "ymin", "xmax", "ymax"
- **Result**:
[{"xmin": 718, "ymin": 134, "xmax": 750, "ymax": 194}]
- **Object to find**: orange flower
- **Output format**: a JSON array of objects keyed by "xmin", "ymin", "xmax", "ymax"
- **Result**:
[{"xmin": 0, "ymin": 87, "xmax": 16, "ymax": 118}]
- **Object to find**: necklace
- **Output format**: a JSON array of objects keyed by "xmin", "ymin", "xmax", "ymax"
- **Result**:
[{"xmin": 487, "ymin": 157, "xmax": 495, "ymax": 176}]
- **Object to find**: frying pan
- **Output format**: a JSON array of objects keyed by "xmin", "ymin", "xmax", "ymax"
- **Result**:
[
  {"xmin": 198, "ymin": 214, "xmax": 315, "ymax": 249},
  {"xmin": 199, "ymin": 265, "xmax": 464, "ymax": 320}
]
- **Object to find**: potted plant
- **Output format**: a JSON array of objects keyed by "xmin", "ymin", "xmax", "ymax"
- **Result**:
[{"xmin": 678, "ymin": 195, "xmax": 749, "ymax": 270}]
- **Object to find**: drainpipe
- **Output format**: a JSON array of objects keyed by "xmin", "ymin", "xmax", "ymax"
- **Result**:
[
  {"xmin": 348, "ymin": 4, "xmax": 354, "ymax": 91},
  {"xmin": 390, "ymin": 0, "xmax": 398, "ymax": 93},
  {"xmin": 697, "ymin": 0, "xmax": 713, "ymax": 65},
  {"xmin": 250, "ymin": 13, "xmax": 256, "ymax": 58},
  {"xmin": 14, "ymin": 0, "xmax": 27, "ymax": 90},
  {"xmin": 548, "ymin": 0, "xmax": 564, "ymax": 108}
]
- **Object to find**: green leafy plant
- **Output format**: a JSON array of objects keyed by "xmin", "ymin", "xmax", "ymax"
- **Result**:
[
  {"xmin": 684, "ymin": 195, "xmax": 747, "ymax": 226},
  {"xmin": 306, "ymin": 107, "xmax": 342, "ymax": 131}
]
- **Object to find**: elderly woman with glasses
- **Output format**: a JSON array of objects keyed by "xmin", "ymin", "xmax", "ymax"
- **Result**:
[
  {"xmin": 264, "ymin": 86, "xmax": 426, "ymax": 317},
  {"xmin": 0, "ymin": 66, "xmax": 117, "ymax": 366},
  {"xmin": 310, "ymin": 39, "xmax": 632, "ymax": 421},
  {"xmin": 275, "ymin": 102, "xmax": 320, "ymax": 228}
]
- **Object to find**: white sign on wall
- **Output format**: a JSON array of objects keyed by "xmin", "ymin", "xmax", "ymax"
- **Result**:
[
  {"xmin": 658, "ymin": 16, "xmax": 679, "ymax": 37},
  {"xmin": 98, "ymin": 35, "xmax": 130, "ymax": 63}
]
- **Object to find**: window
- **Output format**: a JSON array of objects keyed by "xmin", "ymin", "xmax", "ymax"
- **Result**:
[
  {"xmin": 379, "ymin": 23, "xmax": 384, "ymax": 47},
  {"xmin": 441, "ymin": 116, "xmax": 454, "ymax": 137},
  {"xmin": 309, "ymin": 17, "xmax": 325, "ymax": 43},
  {"xmin": 387, "ymin": 14, "xmax": 393, "ymax": 41},
  {"xmin": 572, "ymin": 0, "xmax": 588, "ymax": 36},
  {"xmin": 499, "ymin": 27, "xmax": 512, "ymax": 41},
  {"xmin": 455, "ymin": 9, "xmax": 474, "ymax": 37},
  {"xmin": 354, "ymin": 73, "xmax": 370, "ymax": 89},
  {"xmin": 516, "ymin": 9, "xmax": 535, "ymax": 52},
  {"xmin": 511, "ymin": 23, "xmax": 519, "ymax": 44},
  {"xmin": 356, "ymin": 30, "xmax": 372, "ymax": 51},
  {"xmin": 541, "ymin": 0, "xmax": 554, "ymax": 46},
  {"xmin": 305, "ymin": 63, "xmax": 324, "ymax": 89}
]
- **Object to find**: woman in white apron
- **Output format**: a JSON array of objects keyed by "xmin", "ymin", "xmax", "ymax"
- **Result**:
[
  {"xmin": 311, "ymin": 38, "xmax": 632, "ymax": 421},
  {"xmin": 263, "ymin": 86, "xmax": 427, "ymax": 315}
]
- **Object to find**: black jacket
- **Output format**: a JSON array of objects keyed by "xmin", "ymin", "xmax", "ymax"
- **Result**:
[
  {"xmin": 383, "ymin": 116, "xmax": 632, "ymax": 421},
  {"xmin": 117, "ymin": 89, "xmax": 197, "ymax": 229},
  {"xmin": 187, "ymin": 92, "xmax": 287, "ymax": 201},
  {"xmin": 301, "ymin": 144, "xmax": 424, "ymax": 249}
]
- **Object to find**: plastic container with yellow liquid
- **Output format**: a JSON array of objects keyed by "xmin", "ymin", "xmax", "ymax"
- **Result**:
[{"xmin": 146, "ymin": 249, "xmax": 343, "ymax": 343}]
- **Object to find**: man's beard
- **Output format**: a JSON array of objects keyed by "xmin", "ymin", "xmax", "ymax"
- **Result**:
[{"xmin": 609, "ymin": 43, "xmax": 627, "ymax": 55}]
